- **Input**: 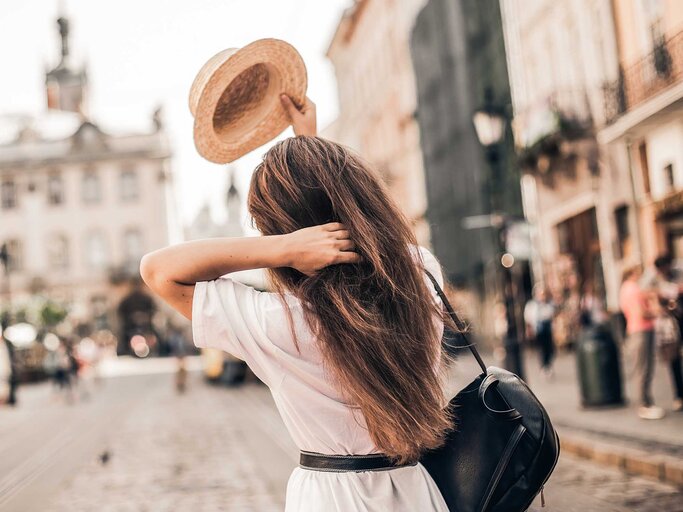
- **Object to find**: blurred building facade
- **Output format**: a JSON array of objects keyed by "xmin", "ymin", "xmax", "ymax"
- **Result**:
[
  {"xmin": 501, "ymin": 0, "xmax": 627, "ymax": 320},
  {"xmin": 410, "ymin": 0, "xmax": 524, "ymax": 338},
  {"xmin": 502, "ymin": 0, "xmax": 683, "ymax": 321},
  {"xmin": 0, "ymin": 17, "xmax": 175, "ymax": 352},
  {"xmin": 184, "ymin": 169, "xmax": 267, "ymax": 290},
  {"xmin": 325, "ymin": 0, "xmax": 430, "ymax": 246},
  {"xmin": 599, "ymin": 1, "xmax": 683, "ymax": 268},
  {"xmin": 185, "ymin": 168, "xmax": 243, "ymax": 241}
]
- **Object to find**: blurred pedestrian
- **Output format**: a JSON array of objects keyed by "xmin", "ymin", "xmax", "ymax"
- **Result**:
[
  {"xmin": 76, "ymin": 337, "xmax": 100, "ymax": 400},
  {"xmin": 524, "ymin": 285, "xmax": 556, "ymax": 378},
  {"xmin": 175, "ymin": 356, "xmax": 187, "ymax": 394},
  {"xmin": 140, "ymin": 94, "xmax": 454, "ymax": 511},
  {"xmin": 43, "ymin": 342, "xmax": 60, "ymax": 384},
  {"xmin": 66, "ymin": 342, "xmax": 80, "ymax": 390},
  {"xmin": 4, "ymin": 336, "xmax": 18, "ymax": 406},
  {"xmin": 169, "ymin": 327, "xmax": 188, "ymax": 394},
  {"xmin": 52, "ymin": 342, "xmax": 75, "ymax": 403},
  {"xmin": 619, "ymin": 265, "xmax": 664, "ymax": 419},
  {"xmin": 643, "ymin": 255, "xmax": 683, "ymax": 412},
  {"xmin": 579, "ymin": 282, "xmax": 607, "ymax": 327}
]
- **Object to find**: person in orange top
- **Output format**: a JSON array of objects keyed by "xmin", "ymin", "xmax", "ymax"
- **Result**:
[{"xmin": 619, "ymin": 265, "xmax": 665, "ymax": 419}]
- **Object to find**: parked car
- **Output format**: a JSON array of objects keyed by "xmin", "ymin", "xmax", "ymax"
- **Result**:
[{"xmin": 3, "ymin": 324, "xmax": 46, "ymax": 382}]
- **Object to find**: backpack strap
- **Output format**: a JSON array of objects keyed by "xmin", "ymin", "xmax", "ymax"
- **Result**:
[{"xmin": 424, "ymin": 269, "xmax": 487, "ymax": 374}]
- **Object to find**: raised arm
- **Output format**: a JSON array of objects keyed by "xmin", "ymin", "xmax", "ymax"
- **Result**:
[{"xmin": 139, "ymin": 223, "xmax": 358, "ymax": 320}]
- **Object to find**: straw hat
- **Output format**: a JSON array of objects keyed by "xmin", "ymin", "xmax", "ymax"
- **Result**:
[{"xmin": 189, "ymin": 39, "xmax": 307, "ymax": 164}]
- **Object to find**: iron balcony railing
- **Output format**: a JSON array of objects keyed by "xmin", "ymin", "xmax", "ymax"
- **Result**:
[{"xmin": 604, "ymin": 29, "xmax": 683, "ymax": 124}]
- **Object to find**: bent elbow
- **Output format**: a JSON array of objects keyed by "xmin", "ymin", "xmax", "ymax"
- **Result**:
[{"xmin": 139, "ymin": 252, "xmax": 161, "ymax": 289}]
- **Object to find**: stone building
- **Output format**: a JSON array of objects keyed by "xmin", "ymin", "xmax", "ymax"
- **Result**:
[
  {"xmin": 410, "ymin": 0, "xmax": 523, "ymax": 340},
  {"xmin": 0, "ymin": 16, "xmax": 176, "ymax": 353},
  {"xmin": 599, "ymin": 0, "xmax": 683, "ymax": 267},
  {"xmin": 325, "ymin": 0, "xmax": 430, "ymax": 245},
  {"xmin": 501, "ymin": 0, "xmax": 626, "ymax": 317}
]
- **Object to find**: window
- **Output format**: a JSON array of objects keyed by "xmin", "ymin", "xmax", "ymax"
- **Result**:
[
  {"xmin": 120, "ymin": 169, "xmax": 139, "ymax": 202},
  {"xmin": 91, "ymin": 295, "xmax": 109, "ymax": 329},
  {"xmin": 47, "ymin": 233, "xmax": 69, "ymax": 270},
  {"xmin": 85, "ymin": 231, "xmax": 108, "ymax": 270},
  {"xmin": 4, "ymin": 239, "xmax": 23, "ymax": 272},
  {"xmin": 614, "ymin": 206, "xmax": 632, "ymax": 260},
  {"xmin": 1, "ymin": 180, "xmax": 17, "ymax": 209},
  {"xmin": 664, "ymin": 163, "xmax": 675, "ymax": 193},
  {"xmin": 82, "ymin": 170, "xmax": 101, "ymax": 204},
  {"xmin": 47, "ymin": 173, "xmax": 64, "ymax": 205},
  {"xmin": 637, "ymin": 142, "xmax": 651, "ymax": 195},
  {"xmin": 123, "ymin": 228, "xmax": 143, "ymax": 268}
]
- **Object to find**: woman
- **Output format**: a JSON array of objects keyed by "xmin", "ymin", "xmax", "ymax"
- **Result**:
[
  {"xmin": 524, "ymin": 285, "xmax": 555, "ymax": 377},
  {"xmin": 140, "ymin": 96, "xmax": 451, "ymax": 511}
]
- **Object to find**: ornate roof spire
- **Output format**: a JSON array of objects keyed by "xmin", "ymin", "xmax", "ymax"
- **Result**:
[
  {"xmin": 45, "ymin": 5, "xmax": 88, "ymax": 116},
  {"xmin": 57, "ymin": 16, "xmax": 70, "ymax": 65}
]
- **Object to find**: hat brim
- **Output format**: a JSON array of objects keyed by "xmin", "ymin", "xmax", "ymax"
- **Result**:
[{"xmin": 191, "ymin": 39, "xmax": 308, "ymax": 164}]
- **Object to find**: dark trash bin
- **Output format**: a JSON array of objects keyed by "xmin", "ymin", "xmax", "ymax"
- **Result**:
[{"xmin": 576, "ymin": 325, "xmax": 624, "ymax": 407}]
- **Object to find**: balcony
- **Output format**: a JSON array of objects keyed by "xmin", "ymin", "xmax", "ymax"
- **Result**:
[
  {"xmin": 108, "ymin": 261, "xmax": 141, "ymax": 285},
  {"xmin": 604, "ymin": 29, "xmax": 683, "ymax": 124},
  {"xmin": 513, "ymin": 89, "xmax": 595, "ymax": 178}
]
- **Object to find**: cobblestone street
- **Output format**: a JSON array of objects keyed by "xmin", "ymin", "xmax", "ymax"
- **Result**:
[
  {"xmin": 0, "ymin": 358, "xmax": 681, "ymax": 511},
  {"xmin": 0, "ymin": 359, "xmax": 297, "ymax": 512},
  {"xmin": 44, "ymin": 374, "xmax": 296, "ymax": 512}
]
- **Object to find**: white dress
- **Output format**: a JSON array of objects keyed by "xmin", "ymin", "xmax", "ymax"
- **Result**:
[{"xmin": 192, "ymin": 246, "xmax": 449, "ymax": 512}]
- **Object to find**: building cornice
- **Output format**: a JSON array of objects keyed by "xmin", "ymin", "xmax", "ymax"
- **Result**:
[{"xmin": 0, "ymin": 150, "xmax": 172, "ymax": 171}]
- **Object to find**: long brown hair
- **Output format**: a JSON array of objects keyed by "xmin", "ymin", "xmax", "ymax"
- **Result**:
[{"xmin": 247, "ymin": 136, "xmax": 451, "ymax": 463}]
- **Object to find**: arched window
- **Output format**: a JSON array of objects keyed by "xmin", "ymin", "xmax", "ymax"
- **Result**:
[
  {"xmin": 120, "ymin": 169, "xmax": 139, "ymax": 202},
  {"xmin": 85, "ymin": 231, "xmax": 108, "ymax": 270},
  {"xmin": 1, "ymin": 180, "xmax": 17, "ymax": 209},
  {"xmin": 82, "ymin": 170, "xmax": 101, "ymax": 204},
  {"xmin": 47, "ymin": 233, "xmax": 69, "ymax": 270},
  {"xmin": 4, "ymin": 239, "xmax": 23, "ymax": 272},
  {"xmin": 123, "ymin": 228, "xmax": 144, "ymax": 268},
  {"xmin": 47, "ymin": 172, "xmax": 65, "ymax": 205}
]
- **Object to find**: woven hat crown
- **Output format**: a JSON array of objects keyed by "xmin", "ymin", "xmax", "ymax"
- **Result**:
[{"xmin": 190, "ymin": 39, "xmax": 307, "ymax": 164}]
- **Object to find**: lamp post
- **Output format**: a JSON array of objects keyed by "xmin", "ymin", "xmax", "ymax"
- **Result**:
[
  {"xmin": 0, "ymin": 243, "xmax": 10, "ymax": 330},
  {"xmin": 472, "ymin": 98, "xmax": 525, "ymax": 380},
  {"xmin": 0, "ymin": 242, "xmax": 17, "ymax": 405}
]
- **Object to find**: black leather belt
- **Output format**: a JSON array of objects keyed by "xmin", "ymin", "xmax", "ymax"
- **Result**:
[{"xmin": 299, "ymin": 451, "xmax": 417, "ymax": 472}]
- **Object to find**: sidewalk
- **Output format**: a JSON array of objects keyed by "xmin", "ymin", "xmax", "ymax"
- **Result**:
[
  {"xmin": 451, "ymin": 347, "xmax": 683, "ymax": 486},
  {"xmin": 527, "ymin": 351, "xmax": 682, "ymax": 449}
]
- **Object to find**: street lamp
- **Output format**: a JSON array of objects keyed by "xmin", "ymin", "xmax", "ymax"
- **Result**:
[
  {"xmin": 472, "ymin": 107, "xmax": 506, "ymax": 147},
  {"xmin": 0, "ymin": 243, "xmax": 9, "ymax": 330},
  {"xmin": 472, "ymin": 97, "xmax": 525, "ymax": 380},
  {"xmin": 0, "ymin": 242, "xmax": 17, "ymax": 405}
]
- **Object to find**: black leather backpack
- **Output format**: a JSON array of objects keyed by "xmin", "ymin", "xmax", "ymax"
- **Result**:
[{"xmin": 421, "ymin": 272, "xmax": 560, "ymax": 512}]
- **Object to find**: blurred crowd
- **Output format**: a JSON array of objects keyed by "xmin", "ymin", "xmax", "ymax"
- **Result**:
[{"xmin": 523, "ymin": 252, "xmax": 683, "ymax": 419}]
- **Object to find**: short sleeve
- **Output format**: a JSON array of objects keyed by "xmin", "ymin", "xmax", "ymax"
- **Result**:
[
  {"xmin": 418, "ymin": 246, "xmax": 444, "ymax": 288},
  {"xmin": 192, "ymin": 277, "xmax": 284, "ymax": 387}
]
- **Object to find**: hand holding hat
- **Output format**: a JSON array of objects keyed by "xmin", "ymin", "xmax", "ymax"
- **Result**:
[
  {"xmin": 190, "ymin": 38, "xmax": 308, "ymax": 163},
  {"xmin": 280, "ymin": 95, "xmax": 317, "ymax": 137}
]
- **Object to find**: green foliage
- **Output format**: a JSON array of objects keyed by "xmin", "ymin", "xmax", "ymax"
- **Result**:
[{"xmin": 39, "ymin": 301, "xmax": 68, "ymax": 327}]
